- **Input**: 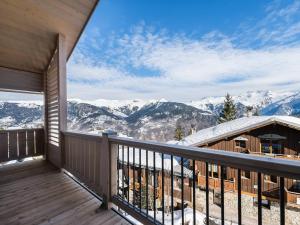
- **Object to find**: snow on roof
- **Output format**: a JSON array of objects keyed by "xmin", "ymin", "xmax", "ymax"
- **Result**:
[
  {"xmin": 118, "ymin": 147, "xmax": 179, "ymax": 171},
  {"xmin": 175, "ymin": 116, "xmax": 300, "ymax": 146}
]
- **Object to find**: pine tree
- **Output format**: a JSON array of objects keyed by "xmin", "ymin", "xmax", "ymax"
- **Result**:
[
  {"xmin": 174, "ymin": 125, "xmax": 184, "ymax": 141},
  {"xmin": 218, "ymin": 93, "xmax": 237, "ymax": 124},
  {"xmin": 253, "ymin": 108, "xmax": 260, "ymax": 116},
  {"xmin": 188, "ymin": 124, "xmax": 196, "ymax": 135}
]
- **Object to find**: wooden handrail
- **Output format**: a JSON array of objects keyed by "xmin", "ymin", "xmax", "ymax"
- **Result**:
[
  {"xmin": 62, "ymin": 130, "xmax": 103, "ymax": 141},
  {"xmin": 109, "ymin": 136, "xmax": 300, "ymax": 180},
  {"xmin": 0, "ymin": 127, "xmax": 43, "ymax": 133}
]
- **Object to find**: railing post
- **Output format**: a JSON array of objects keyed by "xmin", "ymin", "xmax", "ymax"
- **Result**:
[{"xmin": 101, "ymin": 130, "xmax": 117, "ymax": 209}]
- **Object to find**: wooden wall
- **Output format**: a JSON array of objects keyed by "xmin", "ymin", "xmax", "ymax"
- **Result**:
[
  {"xmin": 44, "ymin": 34, "xmax": 67, "ymax": 168},
  {"xmin": 195, "ymin": 124, "xmax": 300, "ymax": 197},
  {"xmin": 202, "ymin": 124, "xmax": 300, "ymax": 155},
  {"xmin": 0, "ymin": 67, "xmax": 43, "ymax": 93}
]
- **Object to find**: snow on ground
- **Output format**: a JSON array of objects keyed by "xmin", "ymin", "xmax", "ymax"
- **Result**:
[
  {"xmin": 69, "ymin": 98, "xmax": 156, "ymax": 109},
  {"xmin": 174, "ymin": 116, "xmax": 300, "ymax": 146},
  {"xmin": 0, "ymin": 116, "xmax": 16, "ymax": 124},
  {"xmin": 124, "ymin": 208, "xmax": 237, "ymax": 225},
  {"xmin": 2, "ymin": 100, "xmax": 44, "ymax": 107}
]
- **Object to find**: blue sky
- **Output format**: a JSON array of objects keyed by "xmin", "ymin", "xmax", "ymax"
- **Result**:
[{"xmin": 67, "ymin": 0, "xmax": 300, "ymax": 101}]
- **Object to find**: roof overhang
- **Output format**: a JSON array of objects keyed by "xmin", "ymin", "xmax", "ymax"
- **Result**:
[
  {"xmin": 0, "ymin": 0, "xmax": 99, "ymax": 74},
  {"xmin": 193, "ymin": 117, "xmax": 300, "ymax": 147}
]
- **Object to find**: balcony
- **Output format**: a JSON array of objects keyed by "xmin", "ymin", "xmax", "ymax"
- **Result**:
[
  {"xmin": 1, "ymin": 1, "xmax": 300, "ymax": 225},
  {"xmin": 1, "ymin": 129, "xmax": 300, "ymax": 224},
  {"xmin": 0, "ymin": 157, "xmax": 130, "ymax": 225}
]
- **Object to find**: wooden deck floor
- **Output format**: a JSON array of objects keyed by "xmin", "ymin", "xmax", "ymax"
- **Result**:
[{"xmin": 0, "ymin": 159, "xmax": 131, "ymax": 225}]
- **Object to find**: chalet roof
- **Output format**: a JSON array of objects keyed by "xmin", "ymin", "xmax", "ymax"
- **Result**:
[{"xmin": 174, "ymin": 116, "xmax": 300, "ymax": 147}]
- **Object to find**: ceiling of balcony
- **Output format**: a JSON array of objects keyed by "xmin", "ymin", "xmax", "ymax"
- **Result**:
[{"xmin": 0, "ymin": 0, "xmax": 98, "ymax": 74}]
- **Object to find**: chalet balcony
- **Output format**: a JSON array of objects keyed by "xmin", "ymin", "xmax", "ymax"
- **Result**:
[
  {"xmin": 1, "ymin": 1, "xmax": 300, "ymax": 225},
  {"xmin": 1, "ymin": 128, "xmax": 300, "ymax": 225}
]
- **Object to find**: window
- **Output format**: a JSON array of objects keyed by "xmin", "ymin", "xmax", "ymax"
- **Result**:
[
  {"xmin": 264, "ymin": 175, "xmax": 277, "ymax": 183},
  {"xmin": 235, "ymin": 140, "xmax": 246, "ymax": 148},
  {"xmin": 242, "ymin": 170, "xmax": 251, "ymax": 179},
  {"xmin": 261, "ymin": 141, "xmax": 283, "ymax": 154},
  {"xmin": 208, "ymin": 164, "xmax": 219, "ymax": 178}
]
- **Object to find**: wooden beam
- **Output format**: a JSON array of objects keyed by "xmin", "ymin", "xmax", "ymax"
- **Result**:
[
  {"xmin": 58, "ymin": 34, "xmax": 67, "ymax": 132},
  {"xmin": 0, "ymin": 66, "xmax": 43, "ymax": 93},
  {"xmin": 58, "ymin": 33, "xmax": 67, "ymax": 168}
]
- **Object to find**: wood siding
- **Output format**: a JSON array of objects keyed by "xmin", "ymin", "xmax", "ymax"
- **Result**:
[
  {"xmin": 0, "ymin": 0, "xmax": 98, "ymax": 73},
  {"xmin": 64, "ymin": 133, "xmax": 104, "ymax": 198},
  {"xmin": 195, "ymin": 124, "xmax": 300, "ymax": 199},
  {"xmin": 45, "ymin": 34, "xmax": 67, "ymax": 168},
  {"xmin": 0, "ymin": 67, "xmax": 43, "ymax": 92}
]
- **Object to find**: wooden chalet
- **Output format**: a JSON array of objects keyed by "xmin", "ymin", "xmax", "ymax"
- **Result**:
[{"xmin": 180, "ymin": 116, "xmax": 300, "ymax": 205}]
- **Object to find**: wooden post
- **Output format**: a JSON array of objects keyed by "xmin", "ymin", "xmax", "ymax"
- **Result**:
[
  {"xmin": 100, "ymin": 130, "xmax": 117, "ymax": 209},
  {"xmin": 58, "ymin": 34, "xmax": 67, "ymax": 168},
  {"xmin": 43, "ymin": 71, "xmax": 48, "ymax": 160}
]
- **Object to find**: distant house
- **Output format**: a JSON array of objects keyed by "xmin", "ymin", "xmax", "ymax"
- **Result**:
[
  {"xmin": 177, "ymin": 116, "xmax": 300, "ymax": 204},
  {"xmin": 118, "ymin": 148, "xmax": 193, "ymax": 208}
]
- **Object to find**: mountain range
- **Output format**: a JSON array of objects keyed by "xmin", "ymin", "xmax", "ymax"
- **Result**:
[{"xmin": 0, "ymin": 90, "xmax": 299, "ymax": 142}]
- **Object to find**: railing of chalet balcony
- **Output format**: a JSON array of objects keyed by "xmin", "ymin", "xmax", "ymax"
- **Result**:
[
  {"xmin": 62, "ymin": 131, "xmax": 300, "ymax": 225},
  {"xmin": 0, "ymin": 128, "xmax": 44, "ymax": 163}
]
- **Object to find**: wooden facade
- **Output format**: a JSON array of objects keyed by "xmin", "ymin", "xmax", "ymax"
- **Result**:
[{"xmin": 195, "ymin": 123, "xmax": 300, "ymax": 202}]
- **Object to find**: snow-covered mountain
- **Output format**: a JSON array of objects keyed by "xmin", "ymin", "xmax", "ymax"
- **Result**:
[
  {"xmin": 0, "ymin": 101, "xmax": 43, "ymax": 129},
  {"xmin": 185, "ymin": 90, "xmax": 294, "ymax": 116},
  {"xmin": 67, "ymin": 100, "xmax": 216, "ymax": 141},
  {"xmin": 261, "ymin": 92, "xmax": 300, "ymax": 116},
  {"xmin": 0, "ymin": 90, "xmax": 299, "ymax": 141}
]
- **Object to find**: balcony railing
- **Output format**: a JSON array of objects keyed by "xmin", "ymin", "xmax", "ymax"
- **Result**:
[
  {"xmin": 62, "ymin": 131, "xmax": 300, "ymax": 225},
  {"xmin": 0, "ymin": 128, "xmax": 44, "ymax": 163}
]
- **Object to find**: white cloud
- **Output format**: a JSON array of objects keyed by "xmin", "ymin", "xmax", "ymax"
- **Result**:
[{"xmin": 67, "ymin": 1, "xmax": 300, "ymax": 101}]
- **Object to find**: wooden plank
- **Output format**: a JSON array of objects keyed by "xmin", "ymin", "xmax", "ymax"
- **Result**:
[
  {"xmin": 27, "ymin": 130, "xmax": 35, "ymax": 156},
  {"xmin": 0, "ymin": 132, "xmax": 8, "ymax": 162},
  {"xmin": 18, "ymin": 130, "xmax": 27, "ymax": 158},
  {"xmin": 0, "ymin": 0, "xmax": 99, "ymax": 73},
  {"xmin": 8, "ymin": 131, "xmax": 18, "ymax": 160},
  {"xmin": 0, "ymin": 160, "xmax": 128, "ymax": 225},
  {"xmin": 0, "ymin": 67, "xmax": 43, "ymax": 92}
]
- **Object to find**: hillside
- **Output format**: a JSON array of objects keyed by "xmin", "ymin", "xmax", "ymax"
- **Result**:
[{"xmin": 0, "ymin": 90, "xmax": 299, "ymax": 141}]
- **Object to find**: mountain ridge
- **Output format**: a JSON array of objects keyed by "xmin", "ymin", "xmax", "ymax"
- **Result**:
[{"xmin": 0, "ymin": 90, "xmax": 299, "ymax": 141}]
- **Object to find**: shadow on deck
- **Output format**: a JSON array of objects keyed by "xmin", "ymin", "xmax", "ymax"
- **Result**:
[{"xmin": 0, "ymin": 159, "xmax": 130, "ymax": 225}]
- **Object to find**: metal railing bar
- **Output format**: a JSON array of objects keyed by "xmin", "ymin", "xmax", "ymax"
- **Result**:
[
  {"xmin": 153, "ymin": 151, "xmax": 156, "ymax": 223},
  {"xmin": 221, "ymin": 166, "xmax": 225, "ymax": 225},
  {"xmin": 122, "ymin": 145, "xmax": 125, "ymax": 199},
  {"xmin": 117, "ymin": 144, "xmax": 120, "ymax": 197},
  {"xmin": 237, "ymin": 169, "xmax": 242, "ymax": 225},
  {"xmin": 181, "ymin": 157, "xmax": 184, "ymax": 225},
  {"xmin": 171, "ymin": 155, "xmax": 174, "ymax": 225},
  {"xmin": 133, "ymin": 147, "xmax": 136, "ymax": 207},
  {"xmin": 280, "ymin": 177, "xmax": 285, "ymax": 225},
  {"xmin": 127, "ymin": 146, "xmax": 130, "ymax": 202},
  {"xmin": 257, "ymin": 172, "xmax": 262, "ymax": 225},
  {"xmin": 206, "ymin": 162, "xmax": 209, "ymax": 225},
  {"xmin": 162, "ymin": 153, "xmax": 165, "ymax": 225},
  {"xmin": 192, "ymin": 160, "xmax": 196, "ymax": 225},
  {"xmin": 139, "ymin": 148, "xmax": 142, "ymax": 212},
  {"xmin": 146, "ymin": 149, "xmax": 149, "ymax": 216}
]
